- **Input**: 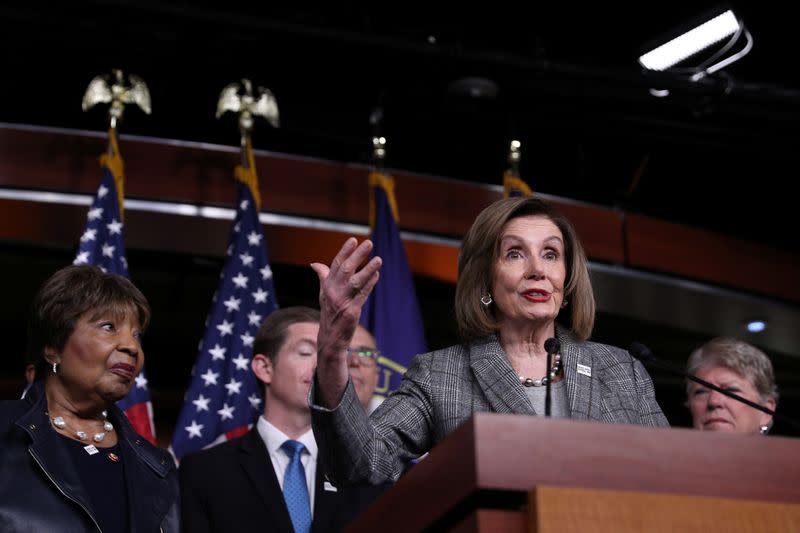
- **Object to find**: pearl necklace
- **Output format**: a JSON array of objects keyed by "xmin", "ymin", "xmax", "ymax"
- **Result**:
[
  {"xmin": 51, "ymin": 410, "xmax": 114, "ymax": 443},
  {"xmin": 519, "ymin": 353, "xmax": 562, "ymax": 387}
]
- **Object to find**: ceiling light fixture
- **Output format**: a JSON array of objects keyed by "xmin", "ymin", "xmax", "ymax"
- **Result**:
[
  {"xmin": 745, "ymin": 319, "xmax": 767, "ymax": 333},
  {"xmin": 638, "ymin": 7, "xmax": 753, "ymax": 83}
]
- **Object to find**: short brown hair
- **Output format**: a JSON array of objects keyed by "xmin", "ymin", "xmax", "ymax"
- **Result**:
[
  {"xmin": 455, "ymin": 197, "xmax": 595, "ymax": 341},
  {"xmin": 27, "ymin": 265, "xmax": 151, "ymax": 379},
  {"xmin": 686, "ymin": 337, "xmax": 779, "ymax": 405},
  {"xmin": 252, "ymin": 306, "xmax": 320, "ymax": 363}
]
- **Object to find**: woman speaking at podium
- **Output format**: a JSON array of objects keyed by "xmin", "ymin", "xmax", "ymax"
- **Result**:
[{"xmin": 310, "ymin": 196, "xmax": 669, "ymax": 485}]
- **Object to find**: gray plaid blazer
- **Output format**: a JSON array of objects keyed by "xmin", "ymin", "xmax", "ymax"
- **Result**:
[{"xmin": 310, "ymin": 328, "xmax": 669, "ymax": 485}]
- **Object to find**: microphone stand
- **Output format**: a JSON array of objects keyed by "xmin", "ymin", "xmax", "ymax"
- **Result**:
[
  {"xmin": 543, "ymin": 338, "xmax": 560, "ymax": 418},
  {"xmin": 545, "ymin": 350, "xmax": 552, "ymax": 417}
]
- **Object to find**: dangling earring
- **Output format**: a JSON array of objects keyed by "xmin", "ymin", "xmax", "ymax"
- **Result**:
[
  {"xmin": 560, "ymin": 299, "xmax": 568, "ymax": 309},
  {"xmin": 760, "ymin": 425, "xmax": 769, "ymax": 435},
  {"xmin": 480, "ymin": 293, "xmax": 493, "ymax": 306},
  {"xmin": 52, "ymin": 361, "xmax": 59, "ymax": 374}
]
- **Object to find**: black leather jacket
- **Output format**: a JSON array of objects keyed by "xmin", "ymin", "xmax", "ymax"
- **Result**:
[{"xmin": 0, "ymin": 381, "xmax": 179, "ymax": 532}]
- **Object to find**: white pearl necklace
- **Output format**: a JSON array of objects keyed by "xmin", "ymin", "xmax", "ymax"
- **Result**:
[
  {"xmin": 519, "ymin": 353, "xmax": 562, "ymax": 387},
  {"xmin": 51, "ymin": 410, "xmax": 114, "ymax": 443}
]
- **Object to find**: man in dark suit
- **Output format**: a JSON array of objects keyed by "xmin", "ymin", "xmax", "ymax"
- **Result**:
[{"xmin": 180, "ymin": 306, "xmax": 387, "ymax": 533}]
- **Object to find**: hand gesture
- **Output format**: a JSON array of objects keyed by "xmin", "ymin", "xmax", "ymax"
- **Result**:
[{"xmin": 310, "ymin": 237, "xmax": 382, "ymax": 407}]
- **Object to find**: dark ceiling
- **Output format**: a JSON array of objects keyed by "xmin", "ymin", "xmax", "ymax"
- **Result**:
[{"xmin": 3, "ymin": 2, "xmax": 800, "ymax": 251}]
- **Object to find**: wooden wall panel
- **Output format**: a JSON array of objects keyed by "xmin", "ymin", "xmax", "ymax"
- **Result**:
[
  {"xmin": 551, "ymin": 201, "xmax": 625, "ymax": 264},
  {"xmin": 0, "ymin": 198, "xmax": 461, "ymax": 284},
  {"xmin": 2, "ymin": 124, "xmax": 797, "ymax": 303},
  {"xmin": 626, "ymin": 214, "xmax": 800, "ymax": 303}
]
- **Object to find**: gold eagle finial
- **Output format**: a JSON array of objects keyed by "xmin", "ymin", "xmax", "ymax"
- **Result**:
[
  {"xmin": 216, "ymin": 78, "xmax": 280, "ymax": 134},
  {"xmin": 82, "ymin": 69, "xmax": 151, "ymax": 129}
]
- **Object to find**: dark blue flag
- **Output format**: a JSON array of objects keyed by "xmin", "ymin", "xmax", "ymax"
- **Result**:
[
  {"xmin": 360, "ymin": 171, "xmax": 427, "ymax": 399},
  {"xmin": 73, "ymin": 129, "xmax": 157, "ymax": 443},
  {"xmin": 171, "ymin": 139, "xmax": 278, "ymax": 461},
  {"xmin": 503, "ymin": 170, "xmax": 533, "ymax": 198}
]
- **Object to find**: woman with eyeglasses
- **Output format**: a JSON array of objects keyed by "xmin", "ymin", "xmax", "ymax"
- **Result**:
[{"xmin": 309, "ymin": 196, "xmax": 669, "ymax": 485}]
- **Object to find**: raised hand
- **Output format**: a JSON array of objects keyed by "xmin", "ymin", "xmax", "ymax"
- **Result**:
[{"xmin": 310, "ymin": 237, "xmax": 382, "ymax": 407}]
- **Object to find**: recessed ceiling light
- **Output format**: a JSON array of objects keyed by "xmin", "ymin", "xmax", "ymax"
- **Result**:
[{"xmin": 745, "ymin": 319, "xmax": 767, "ymax": 333}]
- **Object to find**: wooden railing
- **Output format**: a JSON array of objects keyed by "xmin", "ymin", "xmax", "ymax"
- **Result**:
[{"xmin": 1, "ymin": 123, "xmax": 798, "ymax": 302}]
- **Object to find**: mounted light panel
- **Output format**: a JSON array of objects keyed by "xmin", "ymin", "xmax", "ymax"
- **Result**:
[{"xmin": 639, "ymin": 10, "xmax": 740, "ymax": 71}]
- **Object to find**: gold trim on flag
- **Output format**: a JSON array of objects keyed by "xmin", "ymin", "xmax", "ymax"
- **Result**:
[
  {"xmin": 376, "ymin": 355, "xmax": 407, "ymax": 374},
  {"xmin": 234, "ymin": 134, "xmax": 262, "ymax": 210},
  {"xmin": 98, "ymin": 128, "xmax": 126, "ymax": 220},
  {"xmin": 368, "ymin": 171, "xmax": 399, "ymax": 228},
  {"xmin": 503, "ymin": 171, "xmax": 534, "ymax": 198}
]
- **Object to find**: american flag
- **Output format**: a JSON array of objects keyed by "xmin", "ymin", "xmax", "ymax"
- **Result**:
[
  {"xmin": 73, "ymin": 129, "xmax": 157, "ymax": 444},
  {"xmin": 170, "ymin": 139, "xmax": 278, "ymax": 461}
]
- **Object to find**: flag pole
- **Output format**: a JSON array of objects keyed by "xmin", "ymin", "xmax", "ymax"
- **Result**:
[{"xmin": 503, "ymin": 139, "xmax": 533, "ymax": 198}]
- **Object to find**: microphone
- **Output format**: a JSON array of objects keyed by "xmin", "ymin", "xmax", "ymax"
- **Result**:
[
  {"xmin": 628, "ymin": 342, "xmax": 800, "ymax": 431},
  {"xmin": 544, "ymin": 338, "xmax": 560, "ymax": 417}
]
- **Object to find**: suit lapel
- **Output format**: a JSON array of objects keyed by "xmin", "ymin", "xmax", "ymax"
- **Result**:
[
  {"xmin": 110, "ymin": 407, "xmax": 177, "ymax": 533},
  {"xmin": 560, "ymin": 329, "xmax": 600, "ymax": 420},
  {"xmin": 21, "ymin": 389, "xmax": 98, "ymax": 526},
  {"xmin": 311, "ymin": 459, "xmax": 336, "ymax": 533},
  {"xmin": 119, "ymin": 439, "xmax": 170, "ymax": 531},
  {"xmin": 238, "ymin": 430, "xmax": 295, "ymax": 532},
  {"xmin": 469, "ymin": 336, "xmax": 535, "ymax": 415},
  {"xmin": 28, "ymin": 424, "xmax": 96, "ymax": 521}
]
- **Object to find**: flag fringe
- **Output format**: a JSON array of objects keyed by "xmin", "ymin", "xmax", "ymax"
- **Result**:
[
  {"xmin": 234, "ymin": 135, "xmax": 262, "ymax": 210},
  {"xmin": 99, "ymin": 128, "xmax": 127, "ymax": 220},
  {"xmin": 368, "ymin": 171, "xmax": 399, "ymax": 228},
  {"xmin": 502, "ymin": 171, "xmax": 533, "ymax": 198}
]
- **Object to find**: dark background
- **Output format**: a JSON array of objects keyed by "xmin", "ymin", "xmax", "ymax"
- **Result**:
[
  {"xmin": 3, "ymin": 2, "xmax": 800, "ymax": 248},
  {"xmin": 1, "ymin": 2, "xmax": 799, "ymax": 439}
]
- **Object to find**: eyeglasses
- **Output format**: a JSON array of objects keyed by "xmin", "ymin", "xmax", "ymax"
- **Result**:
[{"xmin": 346, "ymin": 347, "xmax": 381, "ymax": 366}]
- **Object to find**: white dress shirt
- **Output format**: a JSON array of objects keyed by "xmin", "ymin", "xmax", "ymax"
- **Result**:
[
  {"xmin": 256, "ymin": 416, "xmax": 318, "ymax": 513},
  {"xmin": 367, "ymin": 395, "xmax": 385, "ymax": 415}
]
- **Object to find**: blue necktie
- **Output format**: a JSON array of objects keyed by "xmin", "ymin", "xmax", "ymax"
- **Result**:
[{"xmin": 281, "ymin": 440, "xmax": 312, "ymax": 533}]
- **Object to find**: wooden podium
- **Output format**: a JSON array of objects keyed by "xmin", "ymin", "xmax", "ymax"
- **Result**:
[{"xmin": 345, "ymin": 413, "xmax": 800, "ymax": 532}]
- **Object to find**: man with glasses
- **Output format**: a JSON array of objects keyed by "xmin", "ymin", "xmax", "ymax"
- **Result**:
[{"xmin": 347, "ymin": 325, "xmax": 383, "ymax": 414}]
